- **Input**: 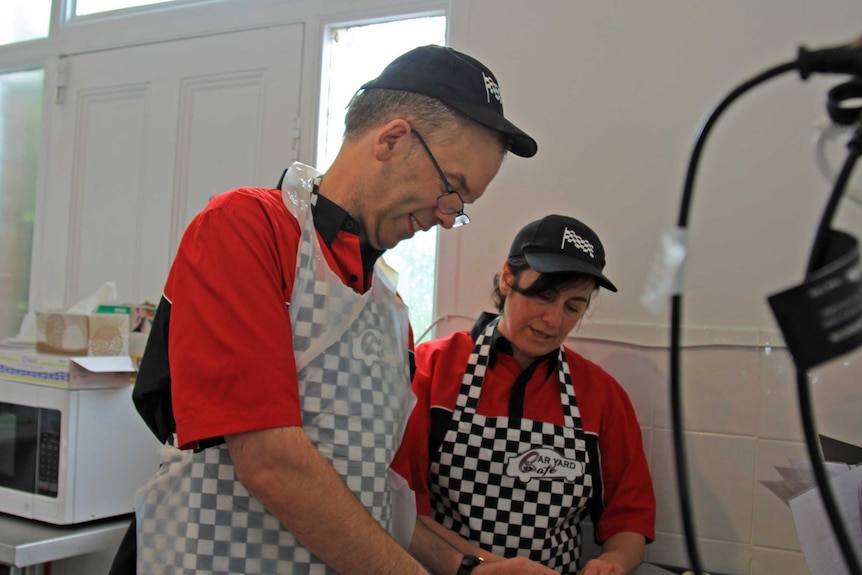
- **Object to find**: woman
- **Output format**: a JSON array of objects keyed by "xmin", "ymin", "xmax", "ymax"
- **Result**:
[{"xmin": 393, "ymin": 214, "xmax": 655, "ymax": 575}]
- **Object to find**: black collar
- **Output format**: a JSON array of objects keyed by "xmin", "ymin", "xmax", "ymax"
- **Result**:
[
  {"xmin": 469, "ymin": 312, "xmax": 558, "ymax": 376},
  {"xmin": 312, "ymin": 192, "xmax": 357, "ymax": 247},
  {"xmin": 291, "ymin": 176, "xmax": 383, "ymax": 280}
]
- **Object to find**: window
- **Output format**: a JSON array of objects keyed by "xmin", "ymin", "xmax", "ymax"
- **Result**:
[
  {"xmin": 0, "ymin": 69, "xmax": 44, "ymax": 340},
  {"xmin": 318, "ymin": 16, "xmax": 446, "ymax": 341},
  {"xmin": 72, "ymin": 0, "xmax": 176, "ymax": 17},
  {"xmin": 0, "ymin": 1, "xmax": 51, "ymax": 45}
]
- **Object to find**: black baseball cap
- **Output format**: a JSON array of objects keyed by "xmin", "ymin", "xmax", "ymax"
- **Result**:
[
  {"xmin": 509, "ymin": 215, "xmax": 617, "ymax": 292},
  {"xmin": 359, "ymin": 45, "xmax": 537, "ymax": 158}
]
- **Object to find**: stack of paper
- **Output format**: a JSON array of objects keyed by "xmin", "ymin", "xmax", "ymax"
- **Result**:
[{"xmin": 761, "ymin": 435, "xmax": 862, "ymax": 575}]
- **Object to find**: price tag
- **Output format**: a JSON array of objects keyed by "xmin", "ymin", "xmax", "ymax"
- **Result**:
[{"xmin": 768, "ymin": 230, "xmax": 862, "ymax": 370}]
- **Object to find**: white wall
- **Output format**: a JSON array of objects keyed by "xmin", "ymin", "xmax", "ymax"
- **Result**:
[
  {"xmin": 435, "ymin": 0, "xmax": 862, "ymax": 341},
  {"xmin": 17, "ymin": 0, "xmax": 860, "ymax": 338}
]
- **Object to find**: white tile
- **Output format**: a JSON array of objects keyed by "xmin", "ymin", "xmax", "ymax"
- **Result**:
[
  {"xmin": 652, "ymin": 430, "xmax": 756, "ymax": 542},
  {"xmin": 642, "ymin": 426, "xmax": 654, "ymax": 469},
  {"xmin": 644, "ymin": 531, "xmax": 690, "ymax": 572},
  {"xmin": 683, "ymin": 347, "xmax": 761, "ymax": 435},
  {"xmin": 757, "ymin": 346, "xmax": 804, "ymax": 441},
  {"xmin": 752, "ymin": 440, "xmax": 807, "ymax": 550},
  {"xmin": 810, "ymin": 353, "xmax": 862, "ymax": 448},
  {"xmin": 652, "ymin": 347, "xmax": 760, "ymax": 435},
  {"xmin": 646, "ymin": 531, "xmax": 750, "ymax": 575},
  {"xmin": 750, "ymin": 547, "xmax": 811, "ymax": 575},
  {"xmin": 650, "ymin": 429, "xmax": 683, "ymax": 535},
  {"xmin": 682, "ymin": 326, "xmax": 761, "ymax": 348},
  {"xmin": 758, "ymin": 332, "xmax": 862, "ymax": 448},
  {"xmin": 569, "ymin": 339, "xmax": 661, "ymax": 427},
  {"xmin": 572, "ymin": 321, "xmax": 664, "ymax": 347}
]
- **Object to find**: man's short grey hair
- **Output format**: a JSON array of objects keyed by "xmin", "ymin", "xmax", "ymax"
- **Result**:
[{"xmin": 344, "ymin": 88, "xmax": 505, "ymax": 150}]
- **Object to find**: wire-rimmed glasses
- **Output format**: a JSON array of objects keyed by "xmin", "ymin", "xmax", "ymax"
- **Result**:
[{"xmin": 411, "ymin": 128, "xmax": 470, "ymax": 227}]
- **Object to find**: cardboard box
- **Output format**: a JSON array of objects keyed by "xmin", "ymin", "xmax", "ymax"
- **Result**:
[
  {"xmin": 36, "ymin": 311, "xmax": 129, "ymax": 356},
  {"xmin": 96, "ymin": 303, "xmax": 156, "ymax": 334},
  {"xmin": 93, "ymin": 303, "xmax": 156, "ymax": 368},
  {"xmin": 0, "ymin": 343, "xmax": 136, "ymax": 389}
]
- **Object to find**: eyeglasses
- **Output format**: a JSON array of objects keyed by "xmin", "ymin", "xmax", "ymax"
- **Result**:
[{"xmin": 411, "ymin": 129, "xmax": 470, "ymax": 227}]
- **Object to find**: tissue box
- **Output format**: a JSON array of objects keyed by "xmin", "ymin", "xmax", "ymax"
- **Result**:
[
  {"xmin": 96, "ymin": 303, "xmax": 156, "ymax": 334},
  {"xmin": 0, "ymin": 343, "xmax": 136, "ymax": 389},
  {"xmin": 94, "ymin": 304, "xmax": 156, "ymax": 365},
  {"xmin": 35, "ymin": 312, "xmax": 129, "ymax": 356}
]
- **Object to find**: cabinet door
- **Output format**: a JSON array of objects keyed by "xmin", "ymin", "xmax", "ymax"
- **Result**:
[{"xmin": 37, "ymin": 24, "xmax": 303, "ymax": 308}]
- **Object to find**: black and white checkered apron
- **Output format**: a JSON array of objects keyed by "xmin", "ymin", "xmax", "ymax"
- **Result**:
[
  {"xmin": 429, "ymin": 318, "xmax": 593, "ymax": 574},
  {"xmin": 135, "ymin": 163, "xmax": 415, "ymax": 575}
]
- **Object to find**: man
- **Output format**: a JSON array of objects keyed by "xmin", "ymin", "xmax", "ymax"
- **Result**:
[{"xmin": 110, "ymin": 45, "xmax": 537, "ymax": 574}]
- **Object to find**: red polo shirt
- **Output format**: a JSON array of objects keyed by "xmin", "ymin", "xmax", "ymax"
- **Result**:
[
  {"xmin": 391, "ymin": 327, "xmax": 656, "ymax": 545},
  {"xmin": 163, "ymin": 186, "xmax": 373, "ymax": 449}
]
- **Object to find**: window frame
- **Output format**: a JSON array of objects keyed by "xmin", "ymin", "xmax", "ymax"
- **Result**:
[{"xmin": 315, "ymin": 12, "xmax": 447, "ymax": 341}]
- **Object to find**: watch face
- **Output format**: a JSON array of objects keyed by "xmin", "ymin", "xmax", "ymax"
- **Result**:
[{"xmin": 458, "ymin": 554, "xmax": 484, "ymax": 573}]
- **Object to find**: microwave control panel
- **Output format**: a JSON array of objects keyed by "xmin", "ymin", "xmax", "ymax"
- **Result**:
[{"xmin": 37, "ymin": 408, "xmax": 61, "ymax": 497}]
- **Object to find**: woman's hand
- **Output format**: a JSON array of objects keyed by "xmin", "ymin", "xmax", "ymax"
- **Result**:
[
  {"xmin": 578, "ymin": 531, "xmax": 646, "ymax": 575},
  {"xmin": 577, "ymin": 557, "xmax": 625, "ymax": 575}
]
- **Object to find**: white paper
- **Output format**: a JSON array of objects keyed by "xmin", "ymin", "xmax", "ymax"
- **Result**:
[
  {"xmin": 66, "ymin": 281, "xmax": 118, "ymax": 314},
  {"xmin": 71, "ymin": 355, "xmax": 136, "ymax": 373},
  {"xmin": 790, "ymin": 464, "xmax": 862, "ymax": 575}
]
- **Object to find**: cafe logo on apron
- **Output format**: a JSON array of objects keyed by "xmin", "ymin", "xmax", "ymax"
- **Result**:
[
  {"xmin": 505, "ymin": 448, "xmax": 583, "ymax": 483},
  {"xmin": 352, "ymin": 328, "xmax": 384, "ymax": 366}
]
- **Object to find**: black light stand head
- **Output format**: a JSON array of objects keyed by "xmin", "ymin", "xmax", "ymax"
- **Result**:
[
  {"xmin": 826, "ymin": 78, "xmax": 862, "ymax": 126},
  {"xmin": 797, "ymin": 34, "xmax": 862, "ymax": 79}
]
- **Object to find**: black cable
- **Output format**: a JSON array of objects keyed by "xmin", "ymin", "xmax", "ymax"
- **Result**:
[
  {"xmin": 676, "ymin": 62, "xmax": 798, "ymax": 228},
  {"xmin": 808, "ymin": 127, "xmax": 862, "ymax": 274},
  {"xmin": 795, "ymin": 127, "xmax": 862, "ymax": 575},
  {"xmin": 795, "ymin": 365, "xmax": 862, "ymax": 575},
  {"xmin": 670, "ymin": 61, "xmax": 797, "ymax": 575},
  {"xmin": 674, "ymin": 59, "xmax": 862, "ymax": 574}
]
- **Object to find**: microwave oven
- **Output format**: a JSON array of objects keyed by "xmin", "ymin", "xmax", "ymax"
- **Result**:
[{"xmin": 0, "ymin": 377, "xmax": 161, "ymax": 524}]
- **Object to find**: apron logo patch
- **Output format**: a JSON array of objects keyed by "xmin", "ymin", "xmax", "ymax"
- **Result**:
[
  {"xmin": 505, "ymin": 448, "xmax": 583, "ymax": 483},
  {"xmin": 353, "ymin": 328, "xmax": 384, "ymax": 366}
]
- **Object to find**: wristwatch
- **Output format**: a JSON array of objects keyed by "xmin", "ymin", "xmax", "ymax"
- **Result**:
[{"xmin": 456, "ymin": 554, "xmax": 484, "ymax": 575}]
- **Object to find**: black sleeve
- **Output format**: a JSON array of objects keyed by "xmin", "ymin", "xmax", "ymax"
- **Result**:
[
  {"xmin": 585, "ymin": 434, "xmax": 605, "ymax": 545},
  {"xmin": 131, "ymin": 296, "xmax": 175, "ymax": 444}
]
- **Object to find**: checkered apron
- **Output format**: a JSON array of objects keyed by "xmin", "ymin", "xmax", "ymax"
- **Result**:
[
  {"xmin": 429, "ymin": 318, "xmax": 593, "ymax": 574},
  {"xmin": 135, "ymin": 163, "xmax": 414, "ymax": 575}
]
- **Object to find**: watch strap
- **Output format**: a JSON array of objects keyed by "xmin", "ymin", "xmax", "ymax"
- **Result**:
[{"xmin": 456, "ymin": 554, "xmax": 484, "ymax": 575}]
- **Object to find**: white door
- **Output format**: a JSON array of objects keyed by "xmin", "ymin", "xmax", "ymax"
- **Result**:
[{"xmin": 35, "ymin": 24, "xmax": 304, "ymax": 309}]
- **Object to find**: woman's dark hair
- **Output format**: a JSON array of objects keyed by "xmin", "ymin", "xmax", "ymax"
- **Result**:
[{"xmin": 492, "ymin": 256, "xmax": 597, "ymax": 312}]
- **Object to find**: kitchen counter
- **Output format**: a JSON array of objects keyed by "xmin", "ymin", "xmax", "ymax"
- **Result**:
[
  {"xmin": 633, "ymin": 563, "xmax": 683, "ymax": 575},
  {"xmin": 0, "ymin": 512, "xmax": 129, "ymax": 568},
  {"xmin": 0, "ymin": 513, "xmax": 714, "ymax": 575}
]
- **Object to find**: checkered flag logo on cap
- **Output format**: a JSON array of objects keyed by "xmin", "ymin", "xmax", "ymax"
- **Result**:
[
  {"xmin": 562, "ymin": 227, "xmax": 594, "ymax": 258},
  {"xmin": 483, "ymin": 72, "xmax": 502, "ymax": 104}
]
